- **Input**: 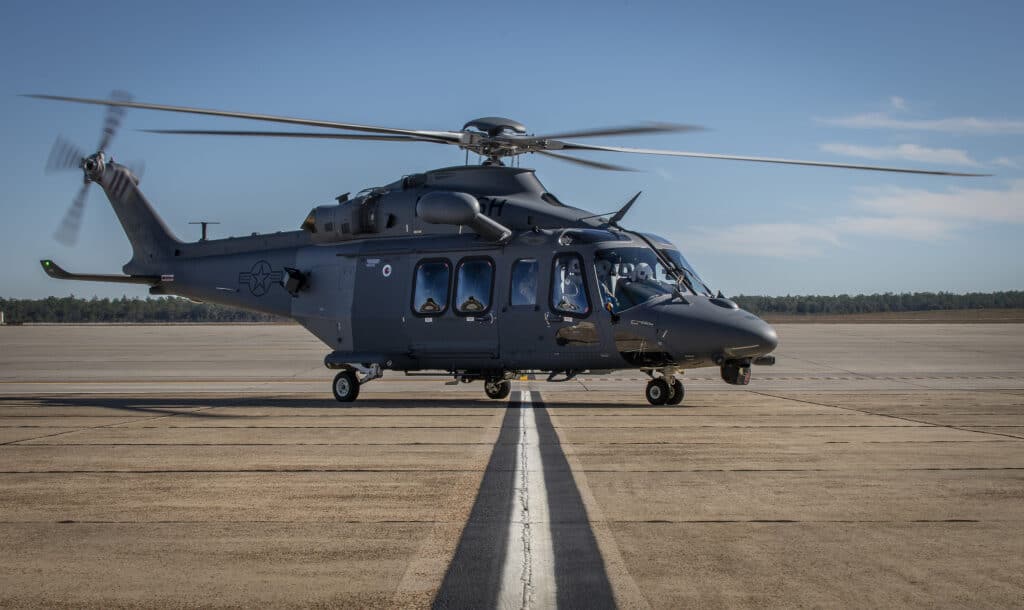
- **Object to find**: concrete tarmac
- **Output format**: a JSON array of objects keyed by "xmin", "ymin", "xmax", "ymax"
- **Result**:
[{"xmin": 0, "ymin": 324, "xmax": 1021, "ymax": 607}]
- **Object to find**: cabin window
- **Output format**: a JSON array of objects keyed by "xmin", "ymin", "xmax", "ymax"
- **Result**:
[
  {"xmin": 412, "ymin": 260, "xmax": 450, "ymax": 315},
  {"xmin": 510, "ymin": 258, "xmax": 539, "ymax": 307},
  {"xmin": 551, "ymin": 254, "xmax": 590, "ymax": 316},
  {"xmin": 454, "ymin": 258, "xmax": 494, "ymax": 315}
]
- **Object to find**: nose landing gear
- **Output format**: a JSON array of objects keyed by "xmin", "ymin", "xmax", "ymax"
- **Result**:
[{"xmin": 644, "ymin": 368, "xmax": 685, "ymax": 405}]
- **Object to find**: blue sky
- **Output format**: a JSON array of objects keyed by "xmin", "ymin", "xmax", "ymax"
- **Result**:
[{"xmin": 1, "ymin": 0, "xmax": 1021, "ymax": 298}]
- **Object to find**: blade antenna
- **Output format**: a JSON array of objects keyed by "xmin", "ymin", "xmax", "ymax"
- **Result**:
[{"xmin": 607, "ymin": 192, "xmax": 642, "ymax": 227}]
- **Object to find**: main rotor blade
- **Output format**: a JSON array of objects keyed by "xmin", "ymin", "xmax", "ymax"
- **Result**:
[
  {"xmin": 536, "ymin": 150, "xmax": 635, "ymax": 172},
  {"xmin": 534, "ymin": 122, "xmax": 704, "ymax": 140},
  {"xmin": 26, "ymin": 94, "xmax": 463, "ymax": 143},
  {"xmin": 46, "ymin": 136, "xmax": 84, "ymax": 173},
  {"xmin": 557, "ymin": 141, "xmax": 991, "ymax": 176},
  {"xmin": 140, "ymin": 129, "xmax": 454, "ymax": 144},
  {"xmin": 97, "ymin": 90, "xmax": 131, "ymax": 152},
  {"xmin": 54, "ymin": 183, "xmax": 89, "ymax": 246}
]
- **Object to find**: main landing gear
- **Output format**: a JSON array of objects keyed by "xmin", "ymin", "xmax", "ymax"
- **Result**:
[
  {"xmin": 330, "ymin": 363, "xmax": 383, "ymax": 403},
  {"xmin": 451, "ymin": 370, "xmax": 515, "ymax": 400},
  {"xmin": 484, "ymin": 379, "xmax": 512, "ymax": 400},
  {"xmin": 644, "ymin": 368, "xmax": 684, "ymax": 405}
]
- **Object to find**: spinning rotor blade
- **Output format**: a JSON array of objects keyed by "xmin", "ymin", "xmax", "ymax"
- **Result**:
[
  {"xmin": 537, "ymin": 150, "xmax": 635, "ymax": 172},
  {"xmin": 97, "ymin": 90, "xmax": 131, "ymax": 152},
  {"xmin": 534, "ymin": 122, "xmax": 703, "ymax": 140},
  {"xmin": 54, "ymin": 183, "xmax": 89, "ymax": 246},
  {"xmin": 46, "ymin": 136, "xmax": 84, "ymax": 173},
  {"xmin": 139, "ymin": 129, "xmax": 454, "ymax": 144},
  {"xmin": 556, "ymin": 141, "xmax": 991, "ymax": 176},
  {"xmin": 26, "ymin": 94, "xmax": 463, "ymax": 143}
]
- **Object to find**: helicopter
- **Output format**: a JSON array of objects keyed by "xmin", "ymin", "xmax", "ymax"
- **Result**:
[{"xmin": 28, "ymin": 92, "xmax": 987, "ymax": 404}]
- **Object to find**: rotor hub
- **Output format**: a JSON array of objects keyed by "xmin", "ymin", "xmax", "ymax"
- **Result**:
[{"xmin": 81, "ymin": 152, "xmax": 105, "ymax": 182}]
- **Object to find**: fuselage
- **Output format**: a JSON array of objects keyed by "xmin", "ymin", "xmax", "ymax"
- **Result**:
[{"xmin": 89, "ymin": 160, "xmax": 775, "ymax": 376}]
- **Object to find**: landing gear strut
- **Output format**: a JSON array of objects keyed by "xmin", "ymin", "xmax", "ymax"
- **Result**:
[{"xmin": 644, "ymin": 368, "xmax": 684, "ymax": 405}]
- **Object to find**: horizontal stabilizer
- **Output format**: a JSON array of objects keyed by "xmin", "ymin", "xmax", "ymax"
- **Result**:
[{"xmin": 39, "ymin": 259, "xmax": 160, "ymax": 285}]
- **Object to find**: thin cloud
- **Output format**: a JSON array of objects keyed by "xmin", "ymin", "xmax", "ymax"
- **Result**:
[
  {"xmin": 821, "ymin": 142, "xmax": 979, "ymax": 167},
  {"xmin": 853, "ymin": 180, "xmax": 1024, "ymax": 223},
  {"xmin": 889, "ymin": 96, "xmax": 907, "ymax": 111},
  {"xmin": 831, "ymin": 216, "xmax": 956, "ymax": 241},
  {"xmin": 818, "ymin": 112, "xmax": 1024, "ymax": 135},
  {"xmin": 687, "ymin": 180, "xmax": 1024, "ymax": 258},
  {"xmin": 992, "ymin": 157, "xmax": 1019, "ymax": 169},
  {"xmin": 687, "ymin": 222, "xmax": 840, "ymax": 259}
]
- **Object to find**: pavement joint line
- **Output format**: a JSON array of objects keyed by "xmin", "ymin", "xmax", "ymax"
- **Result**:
[
  {"xmin": 0, "ymin": 519, "xmax": 456, "ymax": 525},
  {"xmin": 0, "ymin": 405, "xmax": 214, "ymax": 446},
  {"xmin": 606, "ymin": 519, "xmax": 999, "ymax": 524},
  {"xmin": 0, "ymin": 469, "xmax": 493, "ymax": 474},
  {"xmin": 747, "ymin": 390, "xmax": 1024, "ymax": 442}
]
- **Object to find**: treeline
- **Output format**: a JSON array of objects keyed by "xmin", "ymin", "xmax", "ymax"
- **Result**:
[
  {"xmin": 732, "ymin": 291, "xmax": 1024, "ymax": 315},
  {"xmin": 0, "ymin": 296, "xmax": 283, "ymax": 323}
]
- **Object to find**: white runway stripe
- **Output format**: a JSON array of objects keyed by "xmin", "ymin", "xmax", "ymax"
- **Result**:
[{"xmin": 497, "ymin": 391, "xmax": 557, "ymax": 609}]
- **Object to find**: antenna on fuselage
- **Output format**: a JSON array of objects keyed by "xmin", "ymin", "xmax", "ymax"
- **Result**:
[
  {"xmin": 607, "ymin": 191, "xmax": 642, "ymax": 227},
  {"xmin": 188, "ymin": 221, "xmax": 220, "ymax": 241}
]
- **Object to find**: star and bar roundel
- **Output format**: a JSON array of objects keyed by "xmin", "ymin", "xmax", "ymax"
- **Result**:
[{"xmin": 238, "ymin": 260, "xmax": 283, "ymax": 296}]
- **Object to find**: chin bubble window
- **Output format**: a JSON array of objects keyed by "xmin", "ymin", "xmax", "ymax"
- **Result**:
[
  {"xmin": 551, "ymin": 254, "xmax": 590, "ymax": 316},
  {"xmin": 413, "ymin": 260, "xmax": 450, "ymax": 315},
  {"xmin": 454, "ymin": 258, "xmax": 494, "ymax": 314}
]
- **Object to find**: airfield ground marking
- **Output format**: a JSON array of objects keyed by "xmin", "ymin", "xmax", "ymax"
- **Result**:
[{"xmin": 497, "ymin": 390, "xmax": 557, "ymax": 609}]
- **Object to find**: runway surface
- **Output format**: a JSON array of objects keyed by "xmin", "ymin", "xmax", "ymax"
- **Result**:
[{"xmin": 0, "ymin": 324, "xmax": 1022, "ymax": 607}]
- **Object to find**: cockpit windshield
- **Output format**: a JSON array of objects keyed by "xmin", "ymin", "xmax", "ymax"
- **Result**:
[
  {"xmin": 661, "ymin": 249, "xmax": 715, "ymax": 297},
  {"xmin": 594, "ymin": 247, "xmax": 715, "ymax": 312},
  {"xmin": 594, "ymin": 248, "xmax": 677, "ymax": 312}
]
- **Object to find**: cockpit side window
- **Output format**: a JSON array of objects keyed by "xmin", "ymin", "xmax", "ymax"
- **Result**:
[
  {"xmin": 412, "ymin": 259, "xmax": 450, "ymax": 315},
  {"xmin": 551, "ymin": 254, "xmax": 590, "ymax": 316},
  {"xmin": 454, "ymin": 258, "xmax": 494, "ymax": 315}
]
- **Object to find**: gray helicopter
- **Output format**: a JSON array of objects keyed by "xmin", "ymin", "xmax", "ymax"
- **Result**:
[{"xmin": 29, "ymin": 93, "xmax": 986, "ymax": 404}]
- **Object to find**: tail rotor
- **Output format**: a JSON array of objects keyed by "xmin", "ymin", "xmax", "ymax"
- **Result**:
[{"xmin": 47, "ymin": 90, "xmax": 133, "ymax": 246}]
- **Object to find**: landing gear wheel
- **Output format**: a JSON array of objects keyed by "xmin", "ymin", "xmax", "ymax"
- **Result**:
[
  {"xmin": 645, "ymin": 378, "xmax": 671, "ymax": 405},
  {"xmin": 332, "ymin": 370, "xmax": 360, "ymax": 402},
  {"xmin": 666, "ymin": 379, "xmax": 685, "ymax": 405},
  {"xmin": 484, "ymin": 380, "xmax": 512, "ymax": 400}
]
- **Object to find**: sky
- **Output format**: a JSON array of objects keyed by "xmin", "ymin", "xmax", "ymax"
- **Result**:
[{"xmin": 1, "ymin": 0, "xmax": 1022, "ymax": 299}]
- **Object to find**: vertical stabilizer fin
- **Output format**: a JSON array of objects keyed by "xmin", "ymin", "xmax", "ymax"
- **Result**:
[{"xmin": 92, "ymin": 160, "xmax": 180, "ymax": 274}]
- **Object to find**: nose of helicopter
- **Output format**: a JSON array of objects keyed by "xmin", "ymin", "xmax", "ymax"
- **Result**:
[
  {"xmin": 657, "ymin": 299, "xmax": 778, "ymax": 362},
  {"xmin": 719, "ymin": 311, "xmax": 778, "ymax": 358},
  {"xmin": 746, "ymin": 318, "xmax": 779, "ymax": 355}
]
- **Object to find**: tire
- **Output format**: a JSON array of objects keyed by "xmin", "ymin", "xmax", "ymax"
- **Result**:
[
  {"xmin": 484, "ymin": 380, "xmax": 512, "ymax": 400},
  {"xmin": 645, "ymin": 378, "xmax": 670, "ymax": 405},
  {"xmin": 332, "ymin": 370, "xmax": 360, "ymax": 402},
  {"xmin": 666, "ymin": 379, "xmax": 685, "ymax": 405}
]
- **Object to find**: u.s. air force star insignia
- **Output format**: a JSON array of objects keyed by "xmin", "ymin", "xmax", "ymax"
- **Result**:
[{"xmin": 239, "ymin": 260, "xmax": 283, "ymax": 296}]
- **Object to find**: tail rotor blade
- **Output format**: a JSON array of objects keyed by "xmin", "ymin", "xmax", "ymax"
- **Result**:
[
  {"xmin": 54, "ymin": 183, "xmax": 90, "ymax": 246},
  {"xmin": 45, "ymin": 136, "xmax": 84, "ymax": 173},
  {"xmin": 97, "ymin": 90, "xmax": 132, "ymax": 152}
]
